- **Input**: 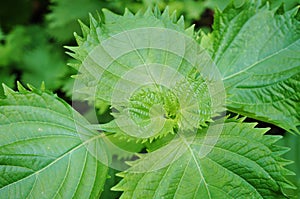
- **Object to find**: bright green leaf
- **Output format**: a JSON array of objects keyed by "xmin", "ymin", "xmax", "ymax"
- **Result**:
[
  {"xmin": 68, "ymin": 7, "xmax": 225, "ymax": 142},
  {"xmin": 0, "ymin": 85, "xmax": 108, "ymax": 198},
  {"xmin": 113, "ymin": 118, "xmax": 294, "ymax": 198},
  {"xmin": 202, "ymin": 2, "xmax": 300, "ymax": 133}
]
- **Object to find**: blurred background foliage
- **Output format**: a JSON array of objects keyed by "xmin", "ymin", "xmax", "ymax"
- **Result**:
[{"xmin": 0, "ymin": 0, "xmax": 299, "ymax": 198}]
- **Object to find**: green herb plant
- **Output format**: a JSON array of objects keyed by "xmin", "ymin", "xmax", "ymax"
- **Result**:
[{"xmin": 0, "ymin": 1, "xmax": 299, "ymax": 198}]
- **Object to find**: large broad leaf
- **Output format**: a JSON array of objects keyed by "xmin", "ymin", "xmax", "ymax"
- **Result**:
[
  {"xmin": 112, "ymin": 118, "xmax": 294, "ymax": 198},
  {"xmin": 0, "ymin": 84, "xmax": 108, "ymax": 198},
  {"xmin": 202, "ymin": 2, "xmax": 300, "ymax": 133}
]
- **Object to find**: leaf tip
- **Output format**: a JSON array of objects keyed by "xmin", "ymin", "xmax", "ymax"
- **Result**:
[{"xmin": 2, "ymin": 83, "xmax": 14, "ymax": 96}]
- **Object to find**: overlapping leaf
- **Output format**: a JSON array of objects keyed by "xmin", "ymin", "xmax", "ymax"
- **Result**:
[
  {"xmin": 113, "ymin": 118, "xmax": 294, "ymax": 198},
  {"xmin": 65, "ymin": 2, "xmax": 299, "ymax": 198},
  {"xmin": 202, "ymin": 1, "xmax": 300, "ymax": 133},
  {"xmin": 0, "ymin": 84, "xmax": 108, "ymax": 198}
]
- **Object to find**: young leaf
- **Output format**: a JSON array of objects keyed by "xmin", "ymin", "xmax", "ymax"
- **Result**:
[
  {"xmin": 68, "ymin": 7, "xmax": 226, "ymax": 142},
  {"xmin": 202, "ymin": 2, "xmax": 300, "ymax": 133},
  {"xmin": 0, "ymin": 85, "xmax": 108, "ymax": 198},
  {"xmin": 113, "ymin": 119, "xmax": 294, "ymax": 198}
]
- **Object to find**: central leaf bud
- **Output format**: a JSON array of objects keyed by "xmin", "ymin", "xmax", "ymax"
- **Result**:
[{"xmin": 128, "ymin": 85, "xmax": 180, "ymax": 132}]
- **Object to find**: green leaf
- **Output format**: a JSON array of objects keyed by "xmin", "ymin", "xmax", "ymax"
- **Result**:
[
  {"xmin": 0, "ymin": 84, "xmax": 108, "ymax": 198},
  {"xmin": 278, "ymin": 132, "xmax": 300, "ymax": 197},
  {"xmin": 68, "ymin": 8, "xmax": 225, "ymax": 142},
  {"xmin": 202, "ymin": 2, "xmax": 300, "ymax": 133},
  {"xmin": 113, "ymin": 118, "xmax": 294, "ymax": 198}
]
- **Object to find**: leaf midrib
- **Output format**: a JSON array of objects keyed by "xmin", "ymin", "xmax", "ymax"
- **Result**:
[
  {"xmin": 0, "ymin": 133, "xmax": 104, "ymax": 192},
  {"xmin": 179, "ymin": 134, "xmax": 212, "ymax": 199},
  {"xmin": 222, "ymin": 38, "xmax": 300, "ymax": 81}
]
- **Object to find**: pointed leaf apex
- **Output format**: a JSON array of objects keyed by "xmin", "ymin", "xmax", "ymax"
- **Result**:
[
  {"xmin": 144, "ymin": 7, "xmax": 153, "ymax": 17},
  {"xmin": 154, "ymin": 5, "xmax": 161, "ymax": 18},
  {"xmin": 162, "ymin": 6, "xmax": 170, "ymax": 19},
  {"xmin": 95, "ymin": 10, "xmax": 103, "ymax": 23},
  {"xmin": 135, "ymin": 9, "xmax": 143, "ymax": 17},
  {"xmin": 124, "ymin": 8, "xmax": 134, "ymax": 16},
  {"xmin": 73, "ymin": 32, "xmax": 84, "ymax": 45},
  {"xmin": 16, "ymin": 81, "xmax": 27, "ymax": 92},
  {"xmin": 185, "ymin": 24, "xmax": 195, "ymax": 35},
  {"xmin": 40, "ymin": 82, "xmax": 46, "ymax": 91},
  {"xmin": 26, "ymin": 84, "xmax": 36, "ymax": 91},
  {"xmin": 170, "ymin": 10, "xmax": 177, "ymax": 22},
  {"xmin": 177, "ymin": 15, "xmax": 185, "ymax": 28},
  {"xmin": 2, "ymin": 84, "xmax": 14, "ymax": 96},
  {"xmin": 65, "ymin": 52, "xmax": 77, "ymax": 60},
  {"xmin": 102, "ymin": 8, "xmax": 119, "ymax": 20},
  {"xmin": 78, "ymin": 19, "xmax": 89, "ymax": 38},
  {"xmin": 89, "ymin": 13, "xmax": 98, "ymax": 28}
]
